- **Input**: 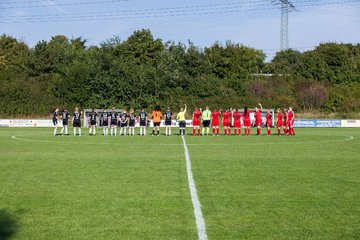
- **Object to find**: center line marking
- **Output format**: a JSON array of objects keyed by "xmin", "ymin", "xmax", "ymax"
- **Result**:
[{"xmin": 181, "ymin": 135, "xmax": 208, "ymax": 240}]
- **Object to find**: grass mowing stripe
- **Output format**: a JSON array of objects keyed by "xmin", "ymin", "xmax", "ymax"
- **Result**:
[{"xmin": 181, "ymin": 135, "xmax": 208, "ymax": 240}]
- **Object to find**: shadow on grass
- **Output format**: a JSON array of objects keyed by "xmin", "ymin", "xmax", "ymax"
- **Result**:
[{"xmin": 0, "ymin": 209, "xmax": 19, "ymax": 240}]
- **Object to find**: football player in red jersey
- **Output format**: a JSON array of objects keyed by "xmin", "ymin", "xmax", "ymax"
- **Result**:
[
  {"xmin": 232, "ymin": 108, "xmax": 242, "ymax": 136},
  {"xmin": 211, "ymin": 109, "xmax": 220, "ymax": 136},
  {"xmin": 283, "ymin": 108, "xmax": 288, "ymax": 135},
  {"xmin": 192, "ymin": 107, "xmax": 202, "ymax": 136},
  {"xmin": 254, "ymin": 103, "xmax": 263, "ymax": 135},
  {"xmin": 222, "ymin": 109, "xmax": 231, "ymax": 135},
  {"xmin": 288, "ymin": 107, "xmax": 295, "ymax": 135},
  {"xmin": 242, "ymin": 107, "xmax": 251, "ymax": 136},
  {"xmin": 276, "ymin": 108, "xmax": 283, "ymax": 136},
  {"xmin": 265, "ymin": 109, "xmax": 272, "ymax": 136}
]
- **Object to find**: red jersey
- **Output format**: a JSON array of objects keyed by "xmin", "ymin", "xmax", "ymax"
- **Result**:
[
  {"xmin": 283, "ymin": 111, "xmax": 288, "ymax": 123},
  {"xmin": 222, "ymin": 111, "xmax": 231, "ymax": 123},
  {"xmin": 242, "ymin": 110, "xmax": 250, "ymax": 121},
  {"xmin": 193, "ymin": 110, "xmax": 202, "ymax": 121},
  {"xmin": 233, "ymin": 112, "xmax": 241, "ymax": 123},
  {"xmin": 255, "ymin": 110, "xmax": 262, "ymax": 121},
  {"xmin": 222, "ymin": 111, "xmax": 231, "ymax": 127},
  {"xmin": 287, "ymin": 110, "xmax": 294, "ymax": 122},
  {"xmin": 277, "ymin": 112, "xmax": 282, "ymax": 122},
  {"xmin": 211, "ymin": 111, "xmax": 220, "ymax": 121},
  {"xmin": 266, "ymin": 113, "xmax": 272, "ymax": 122},
  {"xmin": 242, "ymin": 110, "xmax": 251, "ymax": 127}
]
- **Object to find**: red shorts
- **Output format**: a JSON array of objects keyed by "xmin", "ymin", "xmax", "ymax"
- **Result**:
[
  {"xmin": 277, "ymin": 121, "xmax": 282, "ymax": 127},
  {"xmin": 244, "ymin": 119, "xmax": 251, "ymax": 127},
  {"xmin": 286, "ymin": 121, "xmax": 290, "ymax": 127},
  {"xmin": 223, "ymin": 122, "xmax": 230, "ymax": 127},
  {"xmin": 289, "ymin": 120, "xmax": 294, "ymax": 127},
  {"xmin": 255, "ymin": 120, "xmax": 262, "ymax": 127},
  {"xmin": 212, "ymin": 120, "xmax": 219, "ymax": 127},
  {"xmin": 266, "ymin": 120, "xmax": 272, "ymax": 127},
  {"xmin": 233, "ymin": 121, "xmax": 241, "ymax": 128},
  {"xmin": 193, "ymin": 120, "xmax": 200, "ymax": 127}
]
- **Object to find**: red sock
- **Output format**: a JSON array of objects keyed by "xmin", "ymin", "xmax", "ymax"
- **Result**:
[
  {"xmin": 193, "ymin": 129, "xmax": 196, "ymax": 135},
  {"xmin": 216, "ymin": 128, "xmax": 219, "ymax": 135},
  {"xmin": 238, "ymin": 129, "xmax": 241, "ymax": 135},
  {"xmin": 278, "ymin": 129, "xmax": 280, "ymax": 135},
  {"xmin": 234, "ymin": 129, "xmax": 237, "ymax": 135},
  {"xmin": 257, "ymin": 128, "xmax": 260, "ymax": 135},
  {"xmin": 292, "ymin": 128, "xmax": 295, "ymax": 135},
  {"xmin": 212, "ymin": 128, "xmax": 215, "ymax": 134},
  {"xmin": 229, "ymin": 129, "xmax": 231, "ymax": 135},
  {"xmin": 198, "ymin": 129, "xmax": 200, "ymax": 135},
  {"xmin": 267, "ymin": 129, "xmax": 271, "ymax": 135}
]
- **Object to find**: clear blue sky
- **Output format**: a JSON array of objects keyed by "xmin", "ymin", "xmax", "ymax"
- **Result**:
[{"xmin": 0, "ymin": 0, "xmax": 359, "ymax": 60}]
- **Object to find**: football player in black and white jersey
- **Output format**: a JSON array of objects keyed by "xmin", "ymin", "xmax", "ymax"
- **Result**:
[
  {"xmin": 72, "ymin": 107, "xmax": 82, "ymax": 136},
  {"xmin": 60, "ymin": 108, "xmax": 70, "ymax": 136},
  {"xmin": 119, "ymin": 109, "xmax": 128, "ymax": 136},
  {"xmin": 138, "ymin": 108, "xmax": 147, "ymax": 136},
  {"xmin": 89, "ymin": 108, "xmax": 98, "ymax": 136},
  {"xmin": 164, "ymin": 107, "xmax": 173, "ymax": 136},
  {"xmin": 52, "ymin": 108, "xmax": 59, "ymax": 136},
  {"xmin": 128, "ymin": 109, "xmax": 136, "ymax": 136},
  {"xmin": 110, "ymin": 107, "xmax": 118, "ymax": 136},
  {"xmin": 100, "ymin": 109, "xmax": 110, "ymax": 136}
]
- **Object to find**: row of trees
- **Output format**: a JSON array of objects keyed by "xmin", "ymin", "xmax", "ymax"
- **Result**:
[{"xmin": 0, "ymin": 29, "xmax": 359, "ymax": 117}]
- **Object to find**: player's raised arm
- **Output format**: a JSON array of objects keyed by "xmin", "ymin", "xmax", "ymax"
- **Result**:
[
  {"xmin": 184, "ymin": 104, "xmax": 187, "ymax": 113},
  {"xmin": 258, "ymin": 103, "xmax": 263, "ymax": 110}
]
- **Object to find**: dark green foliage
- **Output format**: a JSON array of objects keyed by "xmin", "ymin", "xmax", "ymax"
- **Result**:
[{"xmin": 0, "ymin": 31, "xmax": 359, "ymax": 117}]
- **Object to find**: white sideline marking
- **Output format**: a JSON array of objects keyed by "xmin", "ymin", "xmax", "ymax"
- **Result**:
[{"xmin": 181, "ymin": 136, "xmax": 208, "ymax": 240}]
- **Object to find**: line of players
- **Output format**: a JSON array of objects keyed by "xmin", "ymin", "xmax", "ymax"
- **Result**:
[{"xmin": 52, "ymin": 103, "xmax": 295, "ymax": 136}]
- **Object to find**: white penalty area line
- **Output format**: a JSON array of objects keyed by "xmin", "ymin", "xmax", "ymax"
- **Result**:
[{"xmin": 181, "ymin": 136, "xmax": 208, "ymax": 240}]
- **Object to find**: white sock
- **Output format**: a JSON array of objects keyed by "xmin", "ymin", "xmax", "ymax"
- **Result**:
[
  {"xmin": 61, "ymin": 127, "xmax": 64, "ymax": 134},
  {"xmin": 124, "ymin": 128, "xmax": 127, "ymax": 136},
  {"xmin": 120, "ymin": 128, "xmax": 123, "ymax": 136},
  {"xmin": 93, "ymin": 128, "xmax": 96, "ymax": 135},
  {"xmin": 79, "ymin": 128, "xmax": 81, "ymax": 136},
  {"xmin": 132, "ymin": 127, "xmax": 135, "ymax": 135},
  {"xmin": 140, "ymin": 127, "xmax": 142, "ymax": 135},
  {"xmin": 54, "ymin": 127, "xmax": 57, "ymax": 135},
  {"xmin": 73, "ymin": 128, "xmax": 76, "ymax": 136},
  {"xmin": 65, "ymin": 127, "xmax": 68, "ymax": 135},
  {"xmin": 169, "ymin": 128, "xmax": 171, "ymax": 135},
  {"xmin": 106, "ymin": 128, "xmax": 108, "ymax": 135},
  {"xmin": 89, "ymin": 128, "xmax": 91, "ymax": 134},
  {"xmin": 144, "ymin": 128, "xmax": 146, "ymax": 136}
]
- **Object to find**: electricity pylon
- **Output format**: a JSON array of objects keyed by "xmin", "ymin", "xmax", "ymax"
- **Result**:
[{"xmin": 272, "ymin": 0, "xmax": 296, "ymax": 51}]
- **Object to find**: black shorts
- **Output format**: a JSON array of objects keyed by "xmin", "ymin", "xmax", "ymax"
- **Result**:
[
  {"xmin": 165, "ymin": 120, "xmax": 172, "ymax": 126},
  {"xmin": 120, "ymin": 123, "xmax": 128, "ymax": 128},
  {"xmin": 203, "ymin": 120, "xmax": 211, "ymax": 127},
  {"xmin": 111, "ymin": 120, "xmax": 117, "ymax": 126},
  {"xmin": 129, "ymin": 121, "xmax": 135, "ymax": 127},
  {"xmin": 73, "ymin": 121, "xmax": 81, "ymax": 128},
  {"xmin": 140, "ymin": 121, "xmax": 146, "ymax": 127},
  {"xmin": 102, "ymin": 121, "xmax": 109, "ymax": 127},
  {"xmin": 179, "ymin": 121, "xmax": 186, "ymax": 128},
  {"xmin": 63, "ymin": 120, "xmax": 68, "ymax": 126},
  {"xmin": 153, "ymin": 122, "xmax": 160, "ymax": 127},
  {"xmin": 53, "ymin": 119, "xmax": 58, "ymax": 126},
  {"xmin": 90, "ymin": 120, "xmax": 96, "ymax": 126}
]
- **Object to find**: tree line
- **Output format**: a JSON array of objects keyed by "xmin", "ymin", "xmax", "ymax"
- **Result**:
[{"xmin": 0, "ymin": 29, "xmax": 359, "ymax": 117}]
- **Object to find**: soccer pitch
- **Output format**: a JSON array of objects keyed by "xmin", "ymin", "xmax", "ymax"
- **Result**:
[{"xmin": 1, "ymin": 128, "xmax": 360, "ymax": 239}]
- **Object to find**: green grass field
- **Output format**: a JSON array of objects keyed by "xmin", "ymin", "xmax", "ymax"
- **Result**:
[{"xmin": 1, "ymin": 127, "xmax": 360, "ymax": 239}]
